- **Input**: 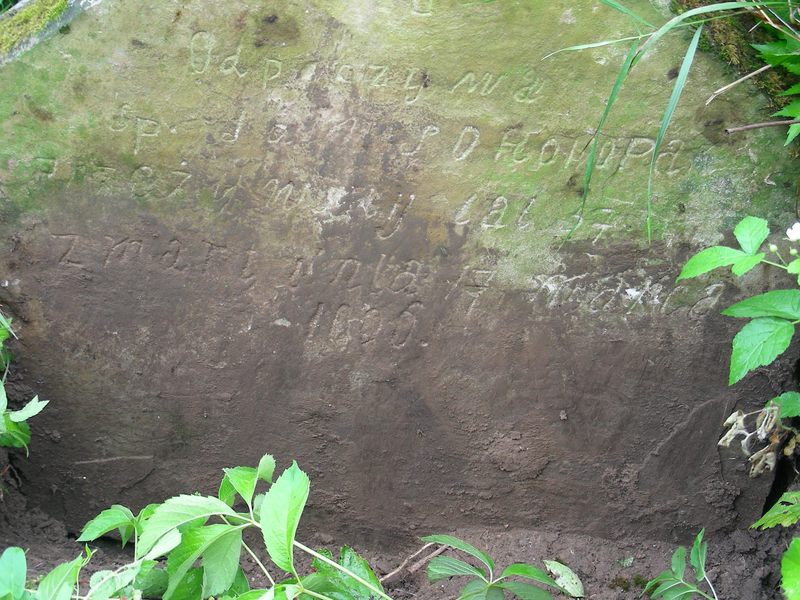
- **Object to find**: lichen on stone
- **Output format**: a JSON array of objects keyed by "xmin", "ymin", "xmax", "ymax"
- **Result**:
[{"xmin": 0, "ymin": 0, "xmax": 68, "ymax": 56}]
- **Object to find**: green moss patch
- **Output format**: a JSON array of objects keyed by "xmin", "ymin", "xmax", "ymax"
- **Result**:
[{"xmin": 0, "ymin": 0, "xmax": 67, "ymax": 55}]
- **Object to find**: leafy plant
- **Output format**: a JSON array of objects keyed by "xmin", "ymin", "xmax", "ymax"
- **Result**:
[
  {"xmin": 3, "ymin": 454, "xmax": 393, "ymax": 600},
  {"xmin": 0, "ymin": 310, "xmax": 47, "ymax": 453},
  {"xmin": 752, "ymin": 491, "xmax": 800, "ymax": 599},
  {"xmin": 422, "ymin": 534, "xmax": 584, "ymax": 599},
  {"xmin": 644, "ymin": 530, "xmax": 719, "ymax": 600}
]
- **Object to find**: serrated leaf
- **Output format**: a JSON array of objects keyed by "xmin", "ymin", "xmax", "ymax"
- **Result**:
[
  {"xmin": 786, "ymin": 123, "xmax": 800, "ymax": 146},
  {"xmin": 257, "ymin": 454, "xmax": 276, "ymax": 483},
  {"xmin": 260, "ymin": 462, "xmax": 309, "ymax": 574},
  {"xmin": 36, "ymin": 555, "xmax": 83, "ymax": 600},
  {"xmin": 165, "ymin": 524, "xmax": 243, "ymax": 600},
  {"xmin": 689, "ymin": 530, "xmax": 706, "ymax": 581},
  {"xmin": 775, "ymin": 99, "xmax": 800, "ymax": 119},
  {"xmin": 734, "ymin": 216, "xmax": 770, "ymax": 255},
  {"xmin": 496, "ymin": 581, "xmax": 553, "ymax": 600},
  {"xmin": 0, "ymin": 547, "xmax": 26, "ymax": 600},
  {"xmin": 134, "ymin": 561, "xmax": 168, "ymax": 597},
  {"xmin": 542, "ymin": 561, "xmax": 583, "ymax": 598},
  {"xmin": 723, "ymin": 290, "xmax": 800, "ymax": 320},
  {"xmin": 427, "ymin": 556, "xmax": 487, "ymax": 582},
  {"xmin": 499, "ymin": 563, "xmax": 561, "ymax": 591},
  {"xmin": 770, "ymin": 392, "xmax": 800, "ymax": 419},
  {"xmin": 782, "ymin": 538, "xmax": 800, "ymax": 600},
  {"xmin": 77, "ymin": 505, "xmax": 135, "ymax": 543},
  {"xmin": 310, "ymin": 546, "xmax": 385, "ymax": 600},
  {"xmin": 137, "ymin": 495, "xmax": 237, "ymax": 559},
  {"xmin": 143, "ymin": 528, "xmax": 182, "ymax": 561},
  {"xmin": 729, "ymin": 317, "xmax": 794, "ymax": 385},
  {"xmin": 222, "ymin": 466, "xmax": 258, "ymax": 506},
  {"xmin": 753, "ymin": 492, "xmax": 800, "ymax": 529},
  {"xmin": 8, "ymin": 397, "xmax": 48, "ymax": 423},
  {"xmin": 677, "ymin": 246, "xmax": 745, "ymax": 281},
  {"xmin": 731, "ymin": 253, "xmax": 764, "ymax": 276},
  {"xmin": 86, "ymin": 563, "xmax": 142, "ymax": 600},
  {"xmin": 421, "ymin": 535, "xmax": 495, "ymax": 575}
]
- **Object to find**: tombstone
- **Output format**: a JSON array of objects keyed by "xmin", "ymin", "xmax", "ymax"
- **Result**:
[{"xmin": 0, "ymin": 0, "xmax": 795, "ymax": 544}]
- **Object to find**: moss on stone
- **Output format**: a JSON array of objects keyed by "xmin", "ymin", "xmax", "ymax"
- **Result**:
[{"xmin": 0, "ymin": 0, "xmax": 67, "ymax": 55}]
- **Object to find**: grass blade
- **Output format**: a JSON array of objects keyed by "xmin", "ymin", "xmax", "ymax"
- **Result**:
[
  {"xmin": 646, "ymin": 25, "xmax": 703, "ymax": 242},
  {"xmin": 564, "ymin": 41, "xmax": 638, "ymax": 241},
  {"xmin": 542, "ymin": 33, "xmax": 647, "ymax": 59},
  {"xmin": 634, "ymin": 2, "xmax": 784, "ymax": 64},
  {"xmin": 600, "ymin": 0, "xmax": 655, "ymax": 29}
]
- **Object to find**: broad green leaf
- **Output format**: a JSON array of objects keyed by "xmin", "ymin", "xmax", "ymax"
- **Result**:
[
  {"xmin": 650, "ymin": 578, "xmax": 699, "ymax": 599},
  {"xmin": 257, "ymin": 454, "xmax": 276, "ymax": 483},
  {"xmin": 267, "ymin": 584, "xmax": 302, "ymax": 600},
  {"xmin": 731, "ymin": 253, "xmax": 765, "ymax": 276},
  {"xmin": 427, "ymin": 556, "xmax": 487, "ymax": 582},
  {"xmin": 0, "ymin": 416, "xmax": 30, "ymax": 450},
  {"xmin": 485, "ymin": 587, "xmax": 504, "ymax": 600},
  {"xmin": 723, "ymin": 290, "xmax": 800, "ymax": 320},
  {"xmin": 165, "ymin": 524, "xmax": 244, "ymax": 600},
  {"xmin": 77, "ymin": 505, "xmax": 135, "ymax": 543},
  {"xmin": 260, "ymin": 461, "xmax": 309, "ymax": 574},
  {"xmin": 135, "ymin": 561, "xmax": 169, "ymax": 597},
  {"xmin": 222, "ymin": 466, "xmax": 259, "ymax": 506},
  {"xmin": 253, "ymin": 493, "xmax": 267, "ymax": 520},
  {"xmin": 234, "ymin": 591, "xmax": 271, "ymax": 600},
  {"xmin": 542, "ymin": 561, "xmax": 583, "ymax": 598},
  {"xmin": 496, "ymin": 581, "xmax": 553, "ymax": 600},
  {"xmin": 36, "ymin": 556, "xmax": 83, "ymax": 600},
  {"xmin": 0, "ymin": 312, "xmax": 15, "ymax": 339},
  {"xmin": 645, "ymin": 24, "xmax": 702, "ymax": 243},
  {"xmin": 671, "ymin": 547, "xmax": 686, "ymax": 580},
  {"xmin": 689, "ymin": 530, "xmax": 706, "ymax": 581},
  {"xmin": 729, "ymin": 318, "xmax": 794, "ymax": 385},
  {"xmin": 219, "ymin": 475, "xmax": 237, "ymax": 507},
  {"xmin": 499, "ymin": 563, "xmax": 560, "ymax": 591},
  {"xmin": 143, "ymin": 528, "xmax": 182, "ymax": 561},
  {"xmin": 788, "ymin": 259, "xmax": 800, "ymax": 275},
  {"xmin": 677, "ymin": 246, "xmax": 745, "ymax": 281},
  {"xmin": 786, "ymin": 123, "xmax": 800, "ymax": 147},
  {"xmin": 772, "ymin": 392, "xmax": 800, "ymax": 419},
  {"xmin": 309, "ymin": 547, "xmax": 385, "ymax": 600},
  {"xmin": 753, "ymin": 492, "xmax": 800, "ymax": 529},
  {"xmin": 8, "ymin": 397, "xmax": 48, "ymax": 422},
  {"xmin": 137, "ymin": 495, "xmax": 237, "ymax": 559},
  {"xmin": 643, "ymin": 570, "xmax": 672, "ymax": 594},
  {"xmin": 135, "ymin": 503, "xmax": 161, "ymax": 538},
  {"xmin": 459, "ymin": 580, "xmax": 490, "ymax": 600},
  {"xmin": 224, "ymin": 568, "xmax": 250, "ymax": 596},
  {"xmin": 0, "ymin": 547, "xmax": 26, "ymax": 600},
  {"xmin": 86, "ymin": 563, "xmax": 142, "ymax": 600},
  {"xmin": 734, "ymin": 216, "xmax": 770, "ymax": 255},
  {"xmin": 782, "ymin": 538, "xmax": 800, "ymax": 600},
  {"xmin": 168, "ymin": 568, "xmax": 203, "ymax": 600},
  {"xmin": 421, "ymin": 535, "xmax": 495, "ymax": 575},
  {"xmin": 202, "ymin": 526, "xmax": 245, "ymax": 597}
]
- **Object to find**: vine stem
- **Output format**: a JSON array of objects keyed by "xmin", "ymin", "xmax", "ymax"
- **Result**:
[
  {"xmin": 704, "ymin": 575, "xmax": 720, "ymax": 600},
  {"xmin": 293, "ymin": 540, "xmax": 395, "ymax": 600}
]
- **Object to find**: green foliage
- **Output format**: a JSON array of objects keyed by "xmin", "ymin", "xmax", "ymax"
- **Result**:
[
  {"xmin": 644, "ymin": 531, "xmax": 716, "ymax": 600},
  {"xmin": 753, "ymin": 492, "xmax": 800, "ymax": 529},
  {"xmin": 422, "ymin": 534, "xmax": 582, "ymax": 599},
  {"xmin": 4, "ymin": 453, "xmax": 394, "ymax": 600},
  {"xmin": 782, "ymin": 539, "xmax": 800, "ymax": 600}
]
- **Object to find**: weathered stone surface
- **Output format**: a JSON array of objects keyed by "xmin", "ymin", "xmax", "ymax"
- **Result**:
[{"xmin": 0, "ymin": 0, "xmax": 796, "ymax": 545}]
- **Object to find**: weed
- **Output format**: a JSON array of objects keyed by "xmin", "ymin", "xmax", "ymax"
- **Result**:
[
  {"xmin": 422, "ymin": 534, "xmax": 584, "ymax": 599},
  {"xmin": 644, "ymin": 530, "xmax": 718, "ymax": 600}
]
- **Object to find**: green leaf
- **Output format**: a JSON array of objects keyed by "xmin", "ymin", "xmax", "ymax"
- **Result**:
[
  {"xmin": 260, "ymin": 461, "xmax": 310, "ymax": 574},
  {"xmin": 689, "ymin": 530, "xmax": 706, "ymax": 581},
  {"xmin": 775, "ymin": 99, "xmax": 800, "ymax": 119},
  {"xmin": 137, "ymin": 495, "xmax": 237, "ymax": 559},
  {"xmin": 36, "ymin": 556, "xmax": 83, "ymax": 600},
  {"xmin": 0, "ymin": 416, "xmax": 30, "ymax": 450},
  {"xmin": 772, "ymin": 392, "xmax": 800, "ymax": 419},
  {"xmin": 222, "ymin": 466, "xmax": 259, "ymax": 506},
  {"xmin": 650, "ymin": 578, "xmax": 699, "ymax": 599},
  {"xmin": 645, "ymin": 24, "xmax": 702, "ymax": 243},
  {"xmin": 782, "ymin": 538, "xmax": 800, "ymax": 600},
  {"xmin": 8, "ymin": 397, "xmax": 48, "ymax": 423},
  {"xmin": 224, "ymin": 568, "xmax": 250, "ymax": 596},
  {"xmin": 786, "ymin": 123, "xmax": 800, "ymax": 147},
  {"xmin": 723, "ymin": 290, "xmax": 800, "ymax": 320},
  {"xmin": 677, "ymin": 246, "xmax": 745, "ymax": 281},
  {"xmin": 135, "ymin": 562, "xmax": 169, "ymax": 597},
  {"xmin": 731, "ymin": 253, "xmax": 765, "ymax": 276},
  {"xmin": 309, "ymin": 547, "xmax": 385, "ymax": 600},
  {"xmin": 257, "ymin": 454, "xmax": 276, "ymax": 483},
  {"xmin": 86, "ymin": 563, "xmax": 142, "ymax": 600},
  {"xmin": 427, "ymin": 556, "xmax": 488, "ymax": 582},
  {"xmin": 542, "ymin": 561, "xmax": 583, "ymax": 598},
  {"xmin": 77, "ymin": 505, "xmax": 135, "ymax": 544},
  {"xmin": 458, "ymin": 580, "xmax": 490, "ymax": 600},
  {"xmin": 499, "ymin": 564, "xmax": 561, "ymax": 591},
  {"xmin": 420, "ymin": 535, "xmax": 495, "ymax": 575},
  {"xmin": 0, "ymin": 312, "xmax": 16, "ymax": 339},
  {"xmin": 0, "ymin": 547, "xmax": 26, "ymax": 600},
  {"xmin": 234, "ymin": 591, "xmax": 271, "ymax": 600},
  {"xmin": 0, "ymin": 380, "xmax": 6, "ymax": 416},
  {"xmin": 599, "ymin": 0, "xmax": 655, "ymax": 28},
  {"xmin": 269, "ymin": 584, "xmax": 302, "ymax": 600},
  {"xmin": 143, "ymin": 528, "xmax": 182, "ymax": 561},
  {"xmin": 729, "ymin": 317, "xmax": 794, "ymax": 385},
  {"xmin": 753, "ymin": 492, "xmax": 800, "ymax": 529},
  {"xmin": 734, "ymin": 216, "xmax": 770, "ymax": 254},
  {"xmin": 496, "ymin": 581, "xmax": 553, "ymax": 600},
  {"xmin": 165, "ymin": 524, "xmax": 243, "ymax": 600},
  {"xmin": 168, "ymin": 568, "xmax": 203, "ymax": 600}
]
